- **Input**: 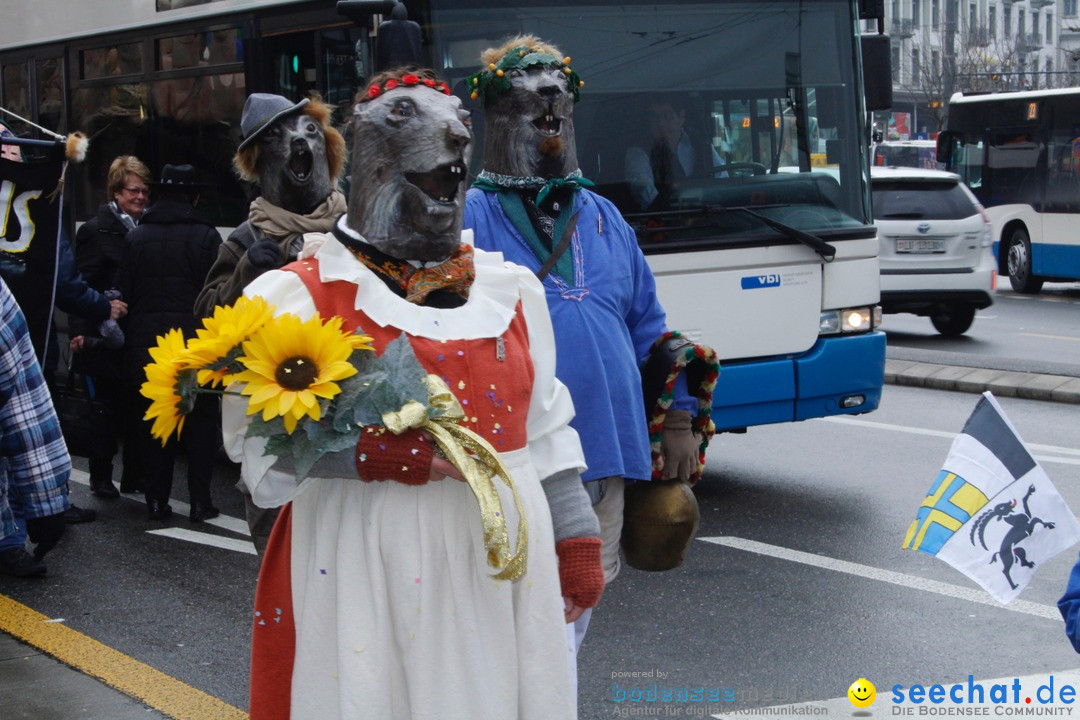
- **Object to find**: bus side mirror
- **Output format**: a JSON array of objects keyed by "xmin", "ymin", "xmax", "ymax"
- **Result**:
[
  {"xmin": 860, "ymin": 34, "xmax": 893, "ymax": 112},
  {"xmin": 936, "ymin": 131, "xmax": 960, "ymax": 165}
]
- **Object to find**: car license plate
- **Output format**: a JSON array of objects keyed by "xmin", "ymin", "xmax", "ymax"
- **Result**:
[{"xmin": 896, "ymin": 238, "xmax": 945, "ymax": 253}]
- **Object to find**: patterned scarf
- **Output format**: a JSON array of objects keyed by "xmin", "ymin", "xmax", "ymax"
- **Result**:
[
  {"xmin": 340, "ymin": 231, "xmax": 476, "ymax": 305},
  {"xmin": 472, "ymin": 169, "xmax": 593, "ymax": 207}
]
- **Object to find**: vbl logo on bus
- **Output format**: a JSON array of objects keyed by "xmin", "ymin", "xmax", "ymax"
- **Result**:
[{"xmin": 741, "ymin": 273, "xmax": 782, "ymax": 290}]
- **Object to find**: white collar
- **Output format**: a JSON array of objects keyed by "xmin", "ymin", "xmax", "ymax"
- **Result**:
[{"xmin": 304, "ymin": 221, "xmax": 520, "ymax": 341}]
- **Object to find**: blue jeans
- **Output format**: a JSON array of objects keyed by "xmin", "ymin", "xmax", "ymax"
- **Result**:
[{"xmin": 0, "ymin": 494, "xmax": 28, "ymax": 552}]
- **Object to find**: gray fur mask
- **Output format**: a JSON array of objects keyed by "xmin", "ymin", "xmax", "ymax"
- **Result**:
[
  {"xmin": 348, "ymin": 88, "xmax": 472, "ymax": 262},
  {"xmin": 482, "ymin": 65, "xmax": 578, "ymax": 179},
  {"xmin": 256, "ymin": 113, "xmax": 333, "ymax": 214}
]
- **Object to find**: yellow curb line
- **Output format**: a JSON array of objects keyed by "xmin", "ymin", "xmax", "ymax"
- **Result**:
[{"xmin": 0, "ymin": 594, "xmax": 247, "ymax": 720}]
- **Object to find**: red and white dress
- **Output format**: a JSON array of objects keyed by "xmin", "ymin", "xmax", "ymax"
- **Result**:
[{"xmin": 223, "ymin": 228, "xmax": 585, "ymax": 720}]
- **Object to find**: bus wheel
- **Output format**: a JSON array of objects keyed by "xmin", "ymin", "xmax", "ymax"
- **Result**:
[
  {"xmin": 1005, "ymin": 228, "xmax": 1044, "ymax": 293},
  {"xmin": 930, "ymin": 304, "xmax": 976, "ymax": 336}
]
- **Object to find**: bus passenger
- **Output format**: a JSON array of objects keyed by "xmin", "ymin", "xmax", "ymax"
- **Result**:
[{"xmin": 624, "ymin": 99, "xmax": 724, "ymax": 210}]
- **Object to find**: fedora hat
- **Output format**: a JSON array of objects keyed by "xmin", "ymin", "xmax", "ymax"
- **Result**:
[
  {"xmin": 150, "ymin": 163, "xmax": 208, "ymax": 188},
  {"xmin": 237, "ymin": 93, "xmax": 310, "ymax": 151}
]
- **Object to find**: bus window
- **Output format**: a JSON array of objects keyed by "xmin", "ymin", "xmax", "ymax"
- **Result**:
[
  {"xmin": 986, "ymin": 131, "xmax": 1044, "ymax": 208},
  {"xmin": 1, "ymin": 60, "xmax": 31, "ymax": 136}
]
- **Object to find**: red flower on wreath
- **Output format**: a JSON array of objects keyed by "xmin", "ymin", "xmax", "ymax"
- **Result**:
[
  {"xmin": 423, "ymin": 78, "xmax": 436, "ymax": 88},
  {"xmin": 385, "ymin": 78, "xmax": 400, "ymax": 90},
  {"xmin": 401, "ymin": 74, "xmax": 421, "ymax": 85},
  {"xmin": 367, "ymin": 85, "xmax": 382, "ymax": 99}
]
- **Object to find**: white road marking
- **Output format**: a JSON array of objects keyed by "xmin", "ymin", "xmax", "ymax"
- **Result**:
[
  {"xmin": 1017, "ymin": 333, "xmax": 1080, "ymax": 342},
  {"xmin": 819, "ymin": 416, "xmax": 1080, "ymax": 465},
  {"xmin": 69, "ymin": 468, "xmax": 252, "ymax": 536},
  {"xmin": 709, "ymin": 668, "xmax": 1080, "ymax": 719},
  {"xmin": 697, "ymin": 536, "xmax": 1061, "ymax": 621},
  {"xmin": 146, "ymin": 528, "xmax": 257, "ymax": 555}
]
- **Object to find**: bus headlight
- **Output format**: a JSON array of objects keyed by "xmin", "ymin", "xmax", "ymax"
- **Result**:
[{"xmin": 819, "ymin": 306, "xmax": 876, "ymax": 335}]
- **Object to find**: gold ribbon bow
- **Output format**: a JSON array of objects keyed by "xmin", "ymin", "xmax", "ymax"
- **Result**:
[{"xmin": 381, "ymin": 375, "xmax": 527, "ymax": 581}]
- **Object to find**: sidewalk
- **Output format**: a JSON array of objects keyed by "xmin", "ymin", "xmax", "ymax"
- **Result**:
[
  {"xmin": 0, "ymin": 632, "xmax": 171, "ymax": 720},
  {"xmin": 2, "ymin": 361, "xmax": 1077, "ymax": 720},
  {"xmin": 885, "ymin": 358, "xmax": 1080, "ymax": 404}
]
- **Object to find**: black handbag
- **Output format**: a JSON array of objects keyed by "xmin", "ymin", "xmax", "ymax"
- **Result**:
[{"xmin": 56, "ymin": 369, "xmax": 118, "ymax": 459}]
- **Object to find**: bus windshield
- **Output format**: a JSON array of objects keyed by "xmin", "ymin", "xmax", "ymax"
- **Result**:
[{"xmin": 431, "ymin": 0, "xmax": 874, "ymax": 252}]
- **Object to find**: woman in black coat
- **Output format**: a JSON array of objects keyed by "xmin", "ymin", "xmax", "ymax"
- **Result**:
[
  {"xmin": 116, "ymin": 164, "xmax": 223, "ymax": 522},
  {"xmin": 71, "ymin": 155, "xmax": 152, "ymax": 498},
  {"xmin": 75, "ymin": 156, "xmax": 151, "ymax": 291}
]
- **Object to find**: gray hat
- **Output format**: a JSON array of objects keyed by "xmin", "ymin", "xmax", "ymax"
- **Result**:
[{"xmin": 237, "ymin": 93, "xmax": 310, "ymax": 151}]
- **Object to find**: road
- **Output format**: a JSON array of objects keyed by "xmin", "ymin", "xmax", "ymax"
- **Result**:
[
  {"xmin": 3, "ymin": 288, "xmax": 1080, "ymax": 719},
  {"xmin": 576, "ymin": 384, "xmax": 1080, "ymax": 718},
  {"xmin": 883, "ymin": 283, "xmax": 1080, "ymax": 378}
]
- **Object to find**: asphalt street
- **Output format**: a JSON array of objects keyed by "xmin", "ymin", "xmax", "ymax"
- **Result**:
[{"xmin": 1, "ymin": 340, "xmax": 1078, "ymax": 719}]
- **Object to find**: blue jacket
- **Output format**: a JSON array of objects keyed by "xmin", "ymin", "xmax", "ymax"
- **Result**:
[
  {"xmin": 1059, "ymin": 550, "xmax": 1080, "ymax": 652},
  {"xmin": 466, "ymin": 187, "xmax": 679, "ymax": 483}
]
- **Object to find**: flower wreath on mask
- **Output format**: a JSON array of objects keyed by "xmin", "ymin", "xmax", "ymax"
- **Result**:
[{"xmin": 465, "ymin": 45, "xmax": 584, "ymax": 106}]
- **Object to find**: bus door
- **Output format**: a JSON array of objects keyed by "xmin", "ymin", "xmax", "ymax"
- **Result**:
[{"xmin": 253, "ymin": 22, "xmax": 369, "ymax": 125}]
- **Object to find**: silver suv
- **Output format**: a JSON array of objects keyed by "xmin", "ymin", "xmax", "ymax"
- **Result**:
[{"xmin": 871, "ymin": 167, "xmax": 996, "ymax": 336}]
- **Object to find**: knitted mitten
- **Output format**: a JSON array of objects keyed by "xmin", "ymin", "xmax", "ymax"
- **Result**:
[
  {"xmin": 556, "ymin": 537, "xmax": 605, "ymax": 609},
  {"xmin": 355, "ymin": 426, "xmax": 435, "ymax": 485}
]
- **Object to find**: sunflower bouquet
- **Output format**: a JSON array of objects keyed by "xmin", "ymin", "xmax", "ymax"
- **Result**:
[
  {"xmin": 140, "ymin": 295, "xmax": 432, "ymax": 479},
  {"xmin": 140, "ymin": 296, "xmax": 527, "ymax": 577}
]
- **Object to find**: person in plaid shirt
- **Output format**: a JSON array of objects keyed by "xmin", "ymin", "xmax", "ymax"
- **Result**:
[{"xmin": 0, "ymin": 278, "xmax": 70, "ymax": 577}]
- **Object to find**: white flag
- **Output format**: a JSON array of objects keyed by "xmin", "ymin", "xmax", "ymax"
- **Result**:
[{"xmin": 903, "ymin": 392, "xmax": 1080, "ymax": 603}]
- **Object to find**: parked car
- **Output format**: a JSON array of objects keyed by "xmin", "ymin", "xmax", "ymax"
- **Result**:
[
  {"xmin": 871, "ymin": 166, "xmax": 996, "ymax": 336},
  {"xmin": 872, "ymin": 139, "xmax": 941, "ymax": 169}
]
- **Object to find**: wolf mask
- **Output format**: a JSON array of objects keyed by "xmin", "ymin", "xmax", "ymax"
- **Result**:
[
  {"xmin": 472, "ymin": 36, "xmax": 581, "ymax": 180},
  {"xmin": 348, "ymin": 71, "xmax": 472, "ymax": 262},
  {"xmin": 233, "ymin": 97, "xmax": 345, "ymax": 215}
]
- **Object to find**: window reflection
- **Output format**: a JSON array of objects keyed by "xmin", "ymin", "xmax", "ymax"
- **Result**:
[{"xmin": 82, "ymin": 43, "xmax": 143, "ymax": 79}]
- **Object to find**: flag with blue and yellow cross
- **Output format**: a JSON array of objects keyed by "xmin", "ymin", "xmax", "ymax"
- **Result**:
[
  {"xmin": 903, "ymin": 471, "xmax": 988, "ymax": 555},
  {"xmin": 903, "ymin": 392, "xmax": 1080, "ymax": 604}
]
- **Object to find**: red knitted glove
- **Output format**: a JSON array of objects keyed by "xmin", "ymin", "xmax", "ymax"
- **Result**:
[
  {"xmin": 355, "ymin": 426, "xmax": 435, "ymax": 485},
  {"xmin": 556, "ymin": 537, "xmax": 605, "ymax": 610}
]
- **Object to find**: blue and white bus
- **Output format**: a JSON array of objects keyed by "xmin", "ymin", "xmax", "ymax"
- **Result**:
[
  {"xmin": 938, "ymin": 88, "xmax": 1080, "ymax": 293},
  {"xmin": 1, "ymin": 0, "xmax": 888, "ymax": 436}
]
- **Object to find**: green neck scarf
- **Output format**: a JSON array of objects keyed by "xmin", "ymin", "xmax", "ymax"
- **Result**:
[{"xmin": 473, "ymin": 170, "xmax": 592, "ymax": 284}]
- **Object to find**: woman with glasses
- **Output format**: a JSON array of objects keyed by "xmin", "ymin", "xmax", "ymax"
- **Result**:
[{"xmin": 71, "ymin": 155, "xmax": 152, "ymax": 498}]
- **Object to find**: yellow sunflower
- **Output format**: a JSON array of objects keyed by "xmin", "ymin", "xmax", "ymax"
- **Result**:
[
  {"xmin": 140, "ymin": 328, "xmax": 200, "ymax": 445},
  {"xmin": 232, "ymin": 313, "xmax": 361, "ymax": 433},
  {"xmin": 185, "ymin": 295, "xmax": 275, "ymax": 387}
]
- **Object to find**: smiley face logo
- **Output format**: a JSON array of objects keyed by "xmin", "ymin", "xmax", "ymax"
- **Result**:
[{"xmin": 848, "ymin": 678, "xmax": 876, "ymax": 709}]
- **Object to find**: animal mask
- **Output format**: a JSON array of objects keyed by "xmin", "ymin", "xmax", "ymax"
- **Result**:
[
  {"xmin": 233, "ymin": 98, "xmax": 345, "ymax": 215},
  {"xmin": 473, "ymin": 36, "xmax": 582, "ymax": 180},
  {"xmin": 348, "ymin": 72, "xmax": 472, "ymax": 262}
]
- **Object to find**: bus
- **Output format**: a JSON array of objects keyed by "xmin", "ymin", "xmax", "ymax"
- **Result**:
[
  {"xmin": 938, "ymin": 88, "xmax": 1080, "ymax": 293},
  {"xmin": 1, "ymin": 0, "xmax": 887, "ymax": 436}
]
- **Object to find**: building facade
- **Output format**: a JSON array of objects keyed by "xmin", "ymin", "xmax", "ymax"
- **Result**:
[{"xmin": 871, "ymin": 0, "xmax": 1080, "ymax": 137}]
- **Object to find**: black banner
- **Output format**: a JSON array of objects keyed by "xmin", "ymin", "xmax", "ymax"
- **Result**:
[{"xmin": 0, "ymin": 144, "xmax": 65, "ymax": 368}]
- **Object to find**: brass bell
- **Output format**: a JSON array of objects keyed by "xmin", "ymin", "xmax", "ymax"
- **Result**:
[{"xmin": 621, "ymin": 479, "xmax": 700, "ymax": 572}]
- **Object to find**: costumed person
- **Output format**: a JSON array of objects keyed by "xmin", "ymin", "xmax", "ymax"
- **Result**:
[
  {"xmin": 117, "ymin": 164, "xmax": 222, "ymax": 521},
  {"xmin": 71, "ymin": 154, "xmax": 151, "ymax": 498},
  {"xmin": 463, "ymin": 35, "xmax": 719, "ymax": 681},
  {"xmin": 224, "ymin": 67, "xmax": 603, "ymax": 720},
  {"xmin": 195, "ymin": 92, "xmax": 346, "ymax": 554}
]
